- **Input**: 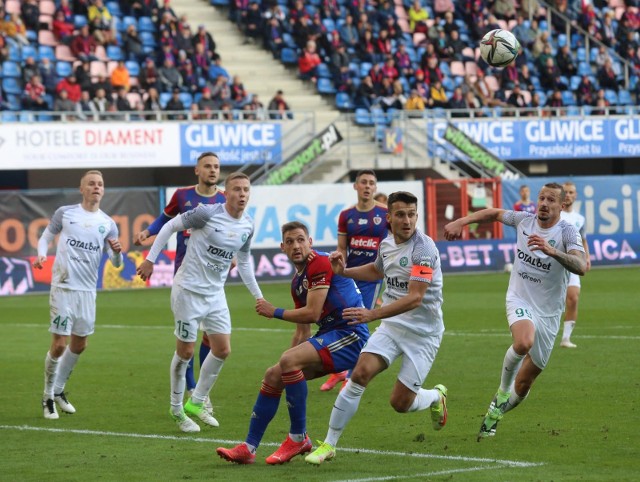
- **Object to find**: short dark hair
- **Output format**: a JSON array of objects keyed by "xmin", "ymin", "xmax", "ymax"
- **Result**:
[
  {"xmin": 355, "ymin": 169, "xmax": 376, "ymax": 181},
  {"xmin": 543, "ymin": 182, "xmax": 565, "ymax": 202},
  {"xmin": 196, "ymin": 151, "xmax": 219, "ymax": 163},
  {"xmin": 281, "ymin": 221, "xmax": 309, "ymax": 237},
  {"xmin": 387, "ymin": 191, "xmax": 417, "ymax": 211},
  {"xmin": 225, "ymin": 172, "xmax": 250, "ymax": 187}
]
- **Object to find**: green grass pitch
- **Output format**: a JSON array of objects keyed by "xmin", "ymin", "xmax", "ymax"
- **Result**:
[{"xmin": 1, "ymin": 267, "xmax": 639, "ymax": 481}]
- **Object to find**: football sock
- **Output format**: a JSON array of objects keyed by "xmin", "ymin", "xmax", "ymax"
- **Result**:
[
  {"xmin": 246, "ymin": 382, "xmax": 282, "ymax": 449},
  {"xmin": 170, "ymin": 352, "xmax": 190, "ymax": 412},
  {"xmin": 282, "ymin": 370, "xmax": 307, "ymax": 435},
  {"xmin": 44, "ymin": 351, "xmax": 59, "ymax": 399},
  {"xmin": 562, "ymin": 321, "xmax": 576, "ymax": 340},
  {"xmin": 325, "ymin": 380, "xmax": 365, "ymax": 447},
  {"xmin": 185, "ymin": 356, "xmax": 196, "ymax": 392},
  {"xmin": 198, "ymin": 341, "xmax": 209, "ymax": 368},
  {"xmin": 52, "ymin": 348, "xmax": 79, "ymax": 395},
  {"xmin": 408, "ymin": 388, "xmax": 440, "ymax": 412},
  {"xmin": 503, "ymin": 389, "xmax": 528, "ymax": 414},
  {"xmin": 499, "ymin": 345, "xmax": 525, "ymax": 393},
  {"xmin": 191, "ymin": 353, "xmax": 224, "ymax": 404}
]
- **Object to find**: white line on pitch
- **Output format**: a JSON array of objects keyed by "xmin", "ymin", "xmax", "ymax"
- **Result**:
[
  {"xmin": 333, "ymin": 465, "xmax": 512, "ymax": 482},
  {"xmin": 4, "ymin": 324, "xmax": 640, "ymax": 340},
  {"xmin": 0, "ymin": 425, "xmax": 542, "ymax": 468}
]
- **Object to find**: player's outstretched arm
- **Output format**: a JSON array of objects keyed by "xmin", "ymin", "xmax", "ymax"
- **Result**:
[{"xmin": 444, "ymin": 208, "xmax": 505, "ymax": 240}]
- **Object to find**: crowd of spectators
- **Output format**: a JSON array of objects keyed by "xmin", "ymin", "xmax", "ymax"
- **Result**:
[{"xmin": 0, "ymin": 0, "xmax": 292, "ymax": 120}]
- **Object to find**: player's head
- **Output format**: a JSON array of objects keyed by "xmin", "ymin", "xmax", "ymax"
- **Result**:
[
  {"xmin": 519, "ymin": 184, "xmax": 530, "ymax": 201},
  {"xmin": 195, "ymin": 152, "xmax": 220, "ymax": 187},
  {"xmin": 354, "ymin": 169, "xmax": 377, "ymax": 202},
  {"xmin": 537, "ymin": 183, "xmax": 565, "ymax": 224},
  {"xmin": 79, "ymin": 170, "xmax": 104, "ymax": 205},
  {"xmin": 387, "ymin": 191, "xmax": 418, "ymax": 243},
  {"xmin": 562, "ymin": 181, "xmax": 577, "ymax": 209},
  {"xmin": 224, "ymin": 172, "xmax": 250, "ymax": 216},
  {"xmin": 281, "ymin": 221, "xmax": 312, "ymax": 266},
  {"xmin": 374, "ymin": 192, "xmax": 388, "ymax": 205}
]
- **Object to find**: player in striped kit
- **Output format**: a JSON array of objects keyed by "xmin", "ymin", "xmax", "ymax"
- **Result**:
[
  {"xmin": 35, "ymin": 170, "xmax": 123, "ymax": 419},
  {"xmin": 559, "ymin": 181, "xmax": 591, "ymax": 348},
  {"xmin": 216, "ymin": 221, "xmax": 369, "ymax": 465},
  {"xmin": 321, "ymin": 169, "xmax": 388, "ymax": 391},
  {"xmin": 134, "ymin": 152, "xmax": 226, "ymax": 410},
  {"xmin": 306, "ymin": 191, "xmax": 448, "ymax": 465}
]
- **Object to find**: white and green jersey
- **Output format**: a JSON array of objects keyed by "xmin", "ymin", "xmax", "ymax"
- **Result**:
[
  {"xmin": 38, "ymin": 204, "xmax": 121, "ymax": 291},
  {"xmin": 147, "ymin": 203, "xmax": 262, "ymax": 298},
  {"xmin": 374, "ymin": 229, "xmax": 444, "ymax": 336},
  {"xmin": 503, "ymin": 211, "xmax": 584, "ymax": 318},
  {"xmin": 560, "ymin": 209, "xmax": 586, "ymax": 238}
]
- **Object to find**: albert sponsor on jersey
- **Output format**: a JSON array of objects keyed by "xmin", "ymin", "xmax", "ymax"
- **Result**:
[
  {"xmin": 207, "ymin": 245, "xmax": 234, "ymax": 260},
  {"xmin": 516, "ymin": 248, "xmax": 551, "ymax": 270},
  {"xmin": 66, "ymin": 238, "xmax": 101, "ymax": 253},
  {"xmin": 386, "ymin": 276, "xmax": 408, "ymax": 290}
]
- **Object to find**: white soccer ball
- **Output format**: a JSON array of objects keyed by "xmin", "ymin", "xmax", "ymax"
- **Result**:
[
  {"xmin": 503, "ymin": 262, "xmax": 514, "ymax": 273},
  {"xmin": 479, "ymin": 29, "xmax": 520, "ymax": 68}
]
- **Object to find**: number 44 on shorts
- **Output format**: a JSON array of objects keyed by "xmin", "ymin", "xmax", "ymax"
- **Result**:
[
  {"xmin": 515, "ymin": 308, "xmax": 533, "ymax": 319},
  {"xmin": 52, "ymin": 315, "xmax": 69, "ymax": 329}
]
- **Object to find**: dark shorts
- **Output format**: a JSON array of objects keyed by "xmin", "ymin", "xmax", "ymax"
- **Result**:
[{"xmin": 308, "ymin": 327, "xmax": 368, "ymax": 373}]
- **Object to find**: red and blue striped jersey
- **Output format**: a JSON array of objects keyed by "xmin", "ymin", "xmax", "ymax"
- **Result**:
[{"xmin": 337, "ymin": 203, "xmax": 389, "ymax": 267}]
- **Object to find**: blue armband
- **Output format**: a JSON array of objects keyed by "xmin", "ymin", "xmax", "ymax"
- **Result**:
[{"xmin": 273, "ymin": 308, "xmax": 285, "ymax": 320}]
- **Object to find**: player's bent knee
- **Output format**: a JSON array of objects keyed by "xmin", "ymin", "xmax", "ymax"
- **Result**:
[
  {"xmin": 264, "ymin": 364, "xmax": 282, "ymax": 385},
  {"xmin": 389, "ymin": 396, "xmax": 411, "ymax": 413}
]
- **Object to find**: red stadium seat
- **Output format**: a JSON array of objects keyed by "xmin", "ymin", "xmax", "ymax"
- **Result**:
[
  {"xmin": 55, "ymin": 45, "xmax": 77, "ymax": 62},
  {"xmin": 450, "ymin": 61, "xmax": 465, "ymax": 77},
  {"xmin": 90, "ymin": 61, "xmax": 108, "ymax": 79},
  {"xmin": 38, "ymin": 30, "xmax": 58, "ymax": 47},
  {"xmin": 40, "ymin": 1, "xmax": 56, "ymax": 16},
  {"xmin": 4, "ymin": 0, "xmax": 21, "ymax": 14}
]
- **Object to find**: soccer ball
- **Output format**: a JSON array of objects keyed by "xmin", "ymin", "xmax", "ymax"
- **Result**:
[
  {"xmin": 479, "ymin": 29, "xmax": 520, "ymax": 68},
  {"xmin": 503, "ymin": 262, "xmax": 514, "ymax": 273}
]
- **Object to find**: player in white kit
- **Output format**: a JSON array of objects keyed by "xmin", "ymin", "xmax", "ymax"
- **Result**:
[
  {"xmin": 34, "ymin": 170, "xmax": 123, "ymax": 420},
  {"xmin": 136, "ymin": 172, "xmax": 263, "ymax": 433},
  {"xmin": 444, "ymin": 183, "xmax": 587, "ymax": 440},
  {"xmin": 559, "ymin": 181, "xmax": 591, "ymax": 348},
  {"xmin": 305, "ymin": 191, "xmax": 448, "ymax": 465}
]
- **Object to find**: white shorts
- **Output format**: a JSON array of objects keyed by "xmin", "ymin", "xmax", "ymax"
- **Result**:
[
  {"xmin": 506, "ymin": 297, "xmax": 560, "ymax": 370},
  {"xmin": 362, "ymin": 322, "xmax": 443, "ymax": 393},
  {"xmin": 171, "ymin": 285, "xmax": 231, "ymax": 342},
  {"xmin": 567, "ymin": 273, "xmax": 581, "ymax": 288},
  {"xmin": 49, "ymin": 286, "xmax": 96, "ymax": 337}
]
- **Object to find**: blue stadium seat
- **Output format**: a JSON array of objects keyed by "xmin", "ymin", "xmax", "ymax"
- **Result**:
[
  {"xmin": 1, "ymin": 111, "xmax": 18, "ymax": 122},
  {"xmin": 106, "ymin": 2, "xmax": 122, "ymax": 17},
  {"xmin": 138, "ymin": 17, "xmax": 156, "ymax": 33},
  {"xmin": 439, "ymin": 61, "xmax": 451, "ymax": 77},
  {"xmin": 126, "ymin": 61, "xmax": 140, "ymax": 77},
  {"xmin": 159, "ymin": 92, "xmax": 172, "ymax": 108},
  {"xmin": 39, "ymin": 46, "xmax": 55, "ymax": 62},
  {"xmin": 354, "ymin": 108, "xmax": 374, "ymax": 126},
  {"xmin": 2, "ymin": 77, "xmax": 22, "ymax": 95},
  {"xmin": 21, "ymin": 45, "xmax": 38, "ymax": 61},
  {"xmin": 7, "ymin": 94, "xmax": 21, "ymax": 111},
  {"xmin": 316, "ymin": 63, "xmax": 332, "ymax": 79},
  {"xmin": 2, "ymin": 61, "xmax": 21, "ymax": 78},
  {"xmin": 618, "ymin": 89, "xmax": 633, "ymax": 105},
  {"xmin": 56, "ymin": 61, "xmax": 73, "ymax": 78},
  {"xmin": 566, "ymin": 105, "xmax": 580, "ymax": 116},
  {"xmin": 530, "ymin": 75, "xmax": 541, "ymax": 91},
  {"xmin": 120, "ymin": 16, "xmax": 138, "ymax": 32},
  {"xmin": 589, "ymin": 47, "xmax": 599, "ymax": 63},
  {"xmin": 210, "ymin": 0, "xmax": 231, "ymax": 5},
  {"xmin": 280, "ymin": 48, "xmax": 298, "ymax": 65},
  {"xmin": 107, "ymin": 46, "xmax": 124, "ymax": 61},
  {"xmin": 537, "ymin": 91, "xmax": 547, "ymax": 106},
  {"xmin": 604, "ymin": 89, "xmax": 618, "ymax": 105},
  {"xmin": 335, "ymin": 92, "xmax": 354, "ymax": 110},
  {"xmin": 441, "ymin": 76, "xmax": 455, "ymax": 92},
  {"xmin": 557, "ymin": 34, "xmax": 567, "ymax": 47},
  {"xmin": 359, "ymin": 62, "xmax": 373, "ymax": 78},
  {"xmin": 8, "ymin": 45, "xmax": 20, "ymax": 62},
  {"xmin": 74, "ymin": 15, "xmax": 87, "ymax": 28},
  {"xmin": 179, "ymin": 93, "xmax": 193, "ymax": 108},
  {"xmin": 582, "ymin": 104, "xmax": 592, "ymax": 115},
  {"xmin": 317, "ymin": 78, "xmax": 337, "ymax": 94},
  {"xmin": 282, "ymin": 33, "xmax": 297, "ymax": 49},
  {"xmin": 20, "ymin": 112, "xmax": 36, "ymax": 122},
  {"xmin": 322, "ymin": 18, "xmax": 336, "ymax": 32},
  {"xmin": 140, "ymin": 32, "xmax": 157, "ymax": 48},
  {"xmin": 578, "ymin": 62, "xmax": 592, "ymax": 77},
  {"xmin": 570, "ymin": 75, "xmax": 581, "ymax": 91},
  {"xmin": 576, "ymin": 48, "xmax": 586, "ymax": 63}
]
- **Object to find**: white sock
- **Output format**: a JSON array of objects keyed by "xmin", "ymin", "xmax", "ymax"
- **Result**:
[
  {"xmin": 562, "ymin": 321, "xmax": 576, "ymax": 340},
  {"xmin": 170, "ymin": 352, "xmax": 191, "ymax": 413},
  {"xmin": 289, "ymin": 433, "xmax": 306, "ymax": 443},
  {"xmin": 44, "ymin": 351, "xmax": 60, "ymax": 399},
  {"xmin": 325, "ymin": 380, "xmax": 365, "ymax": 447},
  {"xmin": 503, "ymin": 389, "xmax": 528, "ymax": 414},
  {"xmin": 192, "ymin": 353, "xmax": 225, "ymax": 404},
  {"xmin": 53, "ymin": 348, "xmax": 80, "ymax": 395},
  {"xmin": 408, "ymin": 388, "xmax": 440, "ymax": 412},
  {"xmin": 500, "ymin": 346, "xmax": 525, "ymax": 393}
]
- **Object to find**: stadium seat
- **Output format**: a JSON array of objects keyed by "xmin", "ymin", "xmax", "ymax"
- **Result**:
[
  {"xmin": 335, "ymin": 92, "xmax": 354, "ymax": 110},
  {"xmin": 282, "ymin": 33, "xmax": 297, "ymax": 49},
  {"xmin": 2, "ymin": 77, "xmax": 22, "ymax": 95},
  {"xmin": 566, "ymin": 105, "xmax": 580, "ymax": 116},
  {"xmin": 210, "ymin": 0, "xmax": 231, "ymax": 5},
  {"xmin": 74, "ymin": 15, "xmax": 88, "ymax": 28},
  {"xmin": 4, "ymin": 0, "xmax": 20, "ymax": 14},
  {"xmin": 322, "ymin": 18, "xmax": 336, "ymax": 32},
  {"xmin": 139, "ymin": 32, "xmax": 157, "ymax": 48},
  {"xmin": 106, "ymin": 1, "xmax": 122, "ymax": 17},
  {"xmin": 159, "ymin": 92, "xmax": 172, "ymax": 108},
  {"xmin": 8, "ymin": 45, "xmax": 20, "ymax": 62},
  {"xmin": 38, "ymin": 30, "xmax": 57, "ymax": 47},
  {"xmin": 90, "ymin": 61, "xmax": 108, "ymax": 79},
  {"xmin": 576, "ymin": 48, "xmax": 586, "ymax": 63},
  {"xmin": 56, "ymin": 61, "xmax": 73, "ymax": 78},
  {"xmin": 316, "ymin": 63, "xmax": 332, "ymax": 79},
  {"xmin": 359, "ymin": 62, "xmax": 373, "ymax": 78},
  {"xmin": 21, "ymin": 45, "xmax": 38, "ymax": 62},
  {"xmin": 7, "ymin": 94, "xmax": 21, "ymax": 111},
  {"xmin": 39, "ymin": 14, "xmax": 53, "ymax": 30},
  {"xmin": 317, "ymin": 78, "xmax": 337, "ymax": 94},
  {"xmin": 450, "ymin": 61, "xmax": 465, "ymax": 78},
  {"xmin": 578, "ymin": 62, "xmax": 592, "ymax": 77},
  {"xmin": 55, "ymin": 45, "xmax": 76, "ymax": 62},
  {"xmin": 618, "ymin": 89, "xmax": 633, "ymax": 105},
  {"xmin": 39, "ymin": 0, "xmax": 56, "ymax": 16},
  {"xmin": 125, "ymin": 61, "xmax": 140, "ymax": 77},
  {"xmin": 280, "ymin": 48, "xmax": 298, "ymax": 65},
  {"xmin": 1, "ymin": 112, "xmax": 18, "ymax": 122},
  {"xmin": 106, "ymin": 46, "xmax": 124, "ymax": 61},
  {"xmin": 138, "ymin": 17, "xmax": 156, "ymax": 33},
  {"xmin": 38, "ymin": 46, "xmax": 55, "ymax": 62},
  {"xmin": 127, "ymin": 92, "xmax": 142, "ymax": 109},
  {"xmin": 570, "ymin": 75, "xmax": 581, "ymax": 91},
  {"xmin": 439, "ymin": 61, "xmax": 451, "ymax": 77},
  {"xmin": 354, "ymin": 108, "xmax": 374, "ymax": 126},
  {"xmin": 604, "ymin": 89, "xmax": 618, "ymax": 105},
  {"xmin": 2, "ymin": 61, "xmax": 21, "ymax": 78}
]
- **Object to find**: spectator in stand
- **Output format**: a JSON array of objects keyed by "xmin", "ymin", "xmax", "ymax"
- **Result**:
[
  {"xmin": 56, "ymin": 74, "xmax": 82, "ymax": 104},
  {"xmin": 91, "ymin": 87, "xmax": 111, "ymax": 115},
  {"xmin": 506, "ymin": 84, "xmax": 527, "ymax": 111},
  {"xmin": 394, "ymin": 44, "xmax": 415, "ymax": 78},
  {"xmin": 157, "ymin": 0, "xmax": 178, "ymax": 23},
  {"xmin": 449, "ymin": 87, "xmax": 466, "ymax": 113},
  {"xmin": 159, "ymin": 59, "xmax": 183, "ymax": 92},
  {"xmin": 87, "ymin": 0, "xmax": 115, "ymax": 45},
  {"xmin": 375, "ymin": 29, "xmax": 393, "ymax": 63},
  {"xmin": 143, "ymin": 87, "xmax": 163, "ymax": 119},
  {"xmin": 339, "ymin": 14, "xmax": 359, "ymax": 50},
  {"xmin": 492, "ymin": 0, "xmax": 516, "ymax": 21},
  {"xmin": 243, "ymin": 2, "xmax": 262, "ymax": 44},
  {"xmin": 39, "ymin": 58, "xmax": 57, "ymax": 95},
  {"xmin": 358, "ymin": 29, "xmax": 377, "ymax": 63},
  {"xmin": 140, "ymin": 58, "xmax": 160, "ymax": 92},
  {"xmin": 208, "ymin": 54, "xmax": 229, "ymax": 82},
  {"xmin": 21, "ymin": 0, "xmax": 40, "ymax": 31},
  {"xmin": 434, "ymin": 0, "xmax": 455, "ymax": 17},
  {"xmin": 517, "ymin": 64, "xmax": 535, "ymax": 93},
  {"xmin": 512, "ymin": 15, "xmax": 536, "ymax": 50},
  {"xmin": 532, "ymin": 31, "xmax": 551, "ymax": 62},
  {"xmin": 247, "ymin": 94, "xmax": 265, "ymax": 120},
  {"xmin": 111, "ymin": 61, "xmax": 131, "ymax": 92},
  {"xmin": 54, "ymin": 89, "xmax": 77, "ymax": 120},
  {"xmin": 175, "ymin": 23, "xmax": 195, "ymax": 58},
  {"xmin": 540, "ymin": 58, "xmax": 566, "ymax": 92},
  {"xmin": 124, "ymin": 24, "xmax": 145, "ymax": 64},
  {"xmin": 76, "ymin": 90, "xmax": 98, "ymax": 121},
  {"xmin": 576, "ymin": 75, "xmax": 597, "ymax": 106},
  {"xmin": 379, "ymin": 79, "xmax": 406, "ymax": 112},
  {"xmin": 197, "ymin": 87, "xmax": 218, "ymax": 119},
  {"xmin": 298, "ymin": 40, "xmax": 322, "ymax": 82},
  {"xmin": 408, "ymin": 0, "xmax": 429, "ymax": 34},
  {"xmin": 441, "ymin": 11, "xmax": 458, "ymax": 38},
  {"xmin": 618, "ymin": 30, "xmax": 639, "ymax": 59},
  {"xmin": 381, "ymin": 57, "xmax": 399, "ymax": 81},
  {"xmin": 53, "ymin": 10, "xmax": 75, "ymax": 43},
  {"xmin": 597, "ymin": 58, "xmax": 619, "ymax": 92},
  {"xmin": 423, "ymin": 56, "xmax": 443, "ymax": 86},
  {"xmin": 56, "ymin": 0, "xmax": 74, "ymax": 22},
  {"xmin": 23, "ymin": 75, "xmax": 49, "ymax": 111},
  {"xmin": 73, "ymin": 61, "xmax": 92, "ymax": 93},
  {"xmin": 545, "ymin": 89, "xmax": 564, "ymax": 116},
  {"xmin": 219, "ymin": 101, "xmax": 234, "ymax": 121},
  {"xmin": 71, "ymin": 26, "xmax": 98, "ymax": 62},
  {"xmin": 474, "ymin": 70, "xmax": 507, "ymax": 108},
  {"xmin": 592, "ymin": 89, "xmax": 610, "ymax": 110},
  {"xmin": 444, "ymin": 30, "xmax": 467, "ymax": 62},
  {"xmin": 591, "ymin": 97, "xmax": 609, "ymax": 116},
  {"xmin": 265, "ymin": 18, "xmax": 284, "ymax": 58},
  {"xmin": 192, "ymin": 24, "xmax": 216, "ymax": 59},
  {"xmin": 428, "ymin": 80, "xmax": 449, "ymax": 108},
  {"xmin": 598, "ymin": 11, "xmax": 616, "ymax": 49},
  {"xmin": 3, "ymin": 13, "xmax": 29, "ymax": 46},
  {"xmin": 115, "ymin": 86, "xmax": 133, "ymax": 113},
  {"xmin": 268, "ymin": 90, "xmax": 292, "ymax": 119},
  {"xmin": 180, "ymin": 61, "xmax": 199, "ymax": 94},
  {"xmin": 22, "ymin": 57, "xmax": 39, "ymax": 85},
  {"xmin": 92, "ymin": 74, "xmax": 113, "ymax": 98},
  {"xmin": 526, "ymin": 92, "xmax": 543, "ymax": 116},
  {"xmin": 125, "ymin": 0, "xmax": 158, "ymax": 18},
  {"xmin": 556, "ymin": 45, "xmax": 577, "ymax": 78},
  {"xmin": 166, "ymin": 87, "xmax": 186, "ymax": 120},
  {"xmin": 210, "ymin": 75, "xmax": 231, "ymax": 106},
  {"xmin": 331, "ymin": 43, "xmax": 350, "ymax": 81},
  {"xmin": 193, "ymin": 43, "xmax": 210, "ymax": 77},
  {"xmin": 464, "ymin": 90, "xmax": 483, "ymax": 114},
  {"xmin": 405, "ymin": 88, "xmax": 426, "ymax": 115},
  {"xmin": 157, "ymin": 43, "xmax": 177, "ymax": 69},
  {"xmin": 356, "ymin": 75, "xmax": 377, "ymax": 110},
  {"xmin": 230, "ymin": 75, "xmax": 247, "ymax": 108},
  {"xmin": 501, "ymin": 63, "xmax": 519, "ymax": 90}
]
